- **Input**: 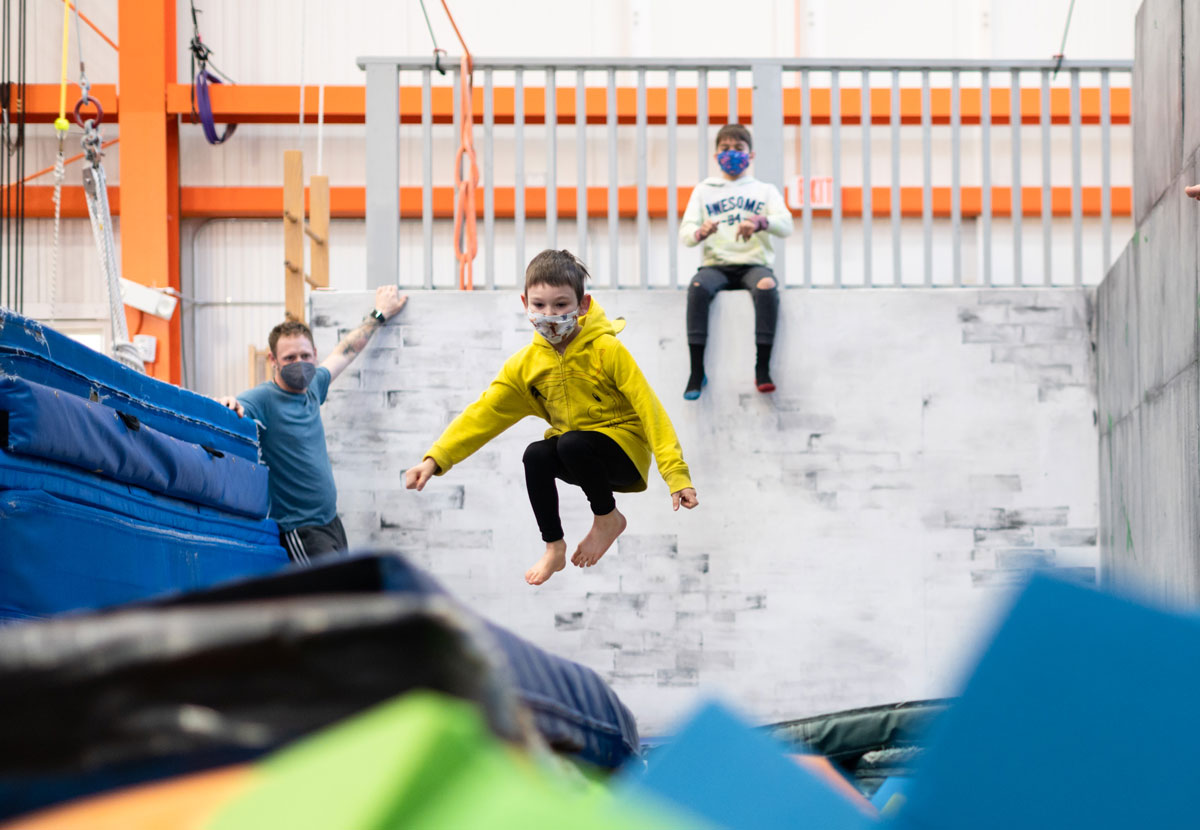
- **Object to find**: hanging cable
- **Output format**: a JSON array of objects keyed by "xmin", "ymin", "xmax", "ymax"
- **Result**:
[
  {"xmin": 417, "ymin": 0, "xmax": 447, "ymax": 75},
  {"xmin": 440, "ymin": 0, "xmax": 478, "ymax": 290},
  {"xmin": 14, "ymin": 0, "xmax": 24, "ymax": 313},
  {"xmin": 48, "ymin": 0, "xmax": 73, "ymax": 322},
  {"xmin": 70, "ymin": 9, "xmax": 141, "ymax": 372},
  {"xmin": 0, "ymin": 0, "xmax": 24, "ymax": 313},
  {"xmin": 297, "ymin": 0, "xmax": 306, "ymax": 147},
  {"xmin": 1051, "ymin": 0, "xmax": 1076, "ymax": 79},
  {"xmin": 189, "ymin": 0, "xmax": 236, "ymax": 145}
]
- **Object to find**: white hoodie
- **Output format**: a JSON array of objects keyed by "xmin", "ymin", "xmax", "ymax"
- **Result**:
[{"xmin": 679, "ymin": 175, "xmax": 794, "ymax": 268}]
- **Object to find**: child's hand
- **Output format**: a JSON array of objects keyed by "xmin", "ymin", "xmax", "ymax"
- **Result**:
[
  {"xmin": 671, "ymin": 488, "xmax": 699, "ymax": 511},
  {"xmin": 1187, "ymin": 184, "xmax": 1200, "ymax": 201},
  {"xmin": 695, "ymin": 219, "xmax": 718, "ymax": 241},
  {"xmin": 736, "ymin": 216, "xmax": 767, "ymax": 240},
  {"xmin": 404, "ymin": 457, "xmax": 438, "ymax": 491}
]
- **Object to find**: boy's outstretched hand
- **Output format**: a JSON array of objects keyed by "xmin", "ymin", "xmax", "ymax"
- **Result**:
[
  {"xmin": 736, "ymin": 215, "xmax": 769, "ymax": 240},
  {"xmin": 694, "ymin": 219, "xmax": 718, "ymax": 241},
  {"xmin": 404, "ymin": 457, "xmax": 439, "ymax": 491},
  {"xmin": 672, "ymin": 488, "xmax": 699, "ymax": 511}
]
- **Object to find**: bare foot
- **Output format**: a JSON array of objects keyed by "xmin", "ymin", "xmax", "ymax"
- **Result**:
[
  {"xmin": 571, "ymin": 508, "xmax": 627, "ymax": 568},
  {"xmin": 525, "ymin": 539, "xmax": 567, "ymax": 585}
]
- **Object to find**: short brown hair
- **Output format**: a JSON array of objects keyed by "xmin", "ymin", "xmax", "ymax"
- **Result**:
[
  {"xmin": 524, "ymin": 249, "xmax": 590, "ymax": 303},
  {"xmin": 715, "ymin": 123, "xmax": 752, "ymax": 151},
  {"xmin": 268, "ymin": 319, "xmax": 314, "ymax": 355}
]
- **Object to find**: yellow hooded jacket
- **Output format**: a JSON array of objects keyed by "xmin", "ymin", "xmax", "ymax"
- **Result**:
[{"xmin": 424, "ymin": 301, "xmax": 692, "ymax": 494}]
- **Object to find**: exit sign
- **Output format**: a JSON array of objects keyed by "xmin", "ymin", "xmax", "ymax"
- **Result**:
[{"xmin": 786, "ymin": 176, "xmax": 835, "ymax": 210}]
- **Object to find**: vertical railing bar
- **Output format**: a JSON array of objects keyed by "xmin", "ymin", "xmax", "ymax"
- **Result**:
[
  {"xmin": 697, "ymin": 68, "xmax": 709, "ymax": 181},
  {"xmin": 576, "ymin": 68, "xmax": 587, "ymax": 262},
  {"xmin": 637, "ymin": 67, "xmax": 649, "ymax": 287},
  {"xmin": 607, "ymin": 68, "xmax": 618, "ymax": 288},
  {"xmin": 1101, "ymin": 68, "xmax": 1112, "ymax": 273},
  {"xmin": 728, "ymin": 69, "xmax": 737, "ymax": 122},
  {"xmin": 951, "ymin": 69, "xmax": 962, "ymax": 285},
  {"xmin": 802, "ymin": 69, "xmax": 813, "ymax": 287},
  {"xmin": 890, "ymin": 69, "xmax": 901, "ymax": 285},
  {"xmin": 861, "ymin": 70, "xmax": 873, "ymax": 286},
  {"xmin": 546, "ymin": 67, "xmax": 557, "ymax": 249},
  {"xmin": 1041, "ymin": 69, "xmax": 1052, "ymax": 285},
  {"xmin": 452, "ymin": 66, "xmax": 460, "ymax": 288},
  {"xmin": 1011, "ymin": 69, "xmax": 1023, "ymax": 286},
  {"xmin": 515, "ymin": 68, "xmax": 526, "ymax": 280},
  {"xmin": 1071, "ymin": 68, "xmax": 1082, "ymax": 286},
  {"xmin": 362, "ymin": 62, "xmax": 398, "ymax": 289},
  {"xmin": 981, "ymin": 69, "xmax": 992, "ymax": 286},
  {"xmin": 484, "ymin": 69, "xmax": 495, "ymax": 289},
  {"xmin": 832, "ymin": 70, "xmax": 842, "ymax": 287},
  {"xmin": 667, "ymin": 68, "xmax": 679, "ymax": 288},
  {"xmin": 422, "ymin": 67, "xmax": 434, "ymax": 289},
  {"xmin": 921, "ymin": 68, "xmax": 932, "ymax": 286}
]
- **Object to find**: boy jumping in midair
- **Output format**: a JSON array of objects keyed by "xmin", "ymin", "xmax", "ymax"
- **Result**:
[{"xmin": 405, "ymin": 249, "xmax": 698, "ymax": 585}]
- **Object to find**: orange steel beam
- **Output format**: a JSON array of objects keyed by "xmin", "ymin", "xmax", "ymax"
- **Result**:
[
  {"xmin": 118, "ymin": 0, "xmax": 179, "ymax": 383},
  {"xmin": 60, "ymin": 1, "xmax": 119, "ymax": 51},
  {"xmin": 23, "ymin": 184, "xmax": 1131, "ymax": 220},
  {"xmin": 20, "ymin": 83, "xmax": 1130, "ymax": 126}
]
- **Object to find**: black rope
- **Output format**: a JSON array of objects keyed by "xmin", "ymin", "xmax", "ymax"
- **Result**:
[
  {"xmin": 15, "ymin": 0, "xmax": 23, "ymax": 314},
  {"xmin": 188, "ymin": 0, "xmax": 234, "ymax": 123},
  {"xmin": 2, "ymin": 0, "xmax": 11, "ymax": 312}
]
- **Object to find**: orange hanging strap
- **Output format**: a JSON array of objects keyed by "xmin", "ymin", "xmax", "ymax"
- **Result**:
[{"xmin": 441, "ymin": 0, "xmax": 478, "ymax": 290}]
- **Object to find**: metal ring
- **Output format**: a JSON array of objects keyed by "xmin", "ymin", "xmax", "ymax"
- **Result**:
[{"xmin": 73, "ymin": 96, "xmax": 104, "ymax": 129}]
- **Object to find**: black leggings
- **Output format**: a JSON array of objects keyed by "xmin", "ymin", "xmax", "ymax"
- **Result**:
[
  {"xmin": 522, "ymin": 431, "xmax": 642, "ymax": 543},
  {"xmin": 686, "ymin": 264, "xmax": 779, "ymax": 346}
]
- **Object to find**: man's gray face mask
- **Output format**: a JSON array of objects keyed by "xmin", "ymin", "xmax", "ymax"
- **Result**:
[{"xmin": 279, "ymin": 361, "xmax": 317, "ymax": 391}]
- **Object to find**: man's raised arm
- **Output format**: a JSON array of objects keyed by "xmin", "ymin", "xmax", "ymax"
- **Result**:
[{"xmin": 321, "ymin": 285, "xmax": 408, "ymax": 381}]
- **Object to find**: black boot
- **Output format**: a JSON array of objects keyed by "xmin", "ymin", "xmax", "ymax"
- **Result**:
[
  {"xmin": 685, "ymin": 343, "xmax": 707, "ymax": 400},
  {"xmin": 755, "ymin": 343, "xmax": 775, "ymax": 393}
]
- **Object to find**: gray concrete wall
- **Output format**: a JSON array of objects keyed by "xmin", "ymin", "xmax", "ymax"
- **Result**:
[
  {"xmin": 1098, "ymin": 0, "xmax": 1200, "ymax": 604},
  {"xmin": 312, "ymin": 286, "xmax": 1098, "ymax": 733}
]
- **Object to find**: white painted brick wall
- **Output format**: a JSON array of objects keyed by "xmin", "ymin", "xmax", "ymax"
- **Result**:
[{"xmin": 312, "ymin": 286, "xmax": 1098, "ymax": 734}]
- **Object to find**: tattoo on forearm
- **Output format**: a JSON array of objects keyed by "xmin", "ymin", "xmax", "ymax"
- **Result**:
[{"xmin": 336, "ymin": 317, "xmax": 381, "ymax": 358}]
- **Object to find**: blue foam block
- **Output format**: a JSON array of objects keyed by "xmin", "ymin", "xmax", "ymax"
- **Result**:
[
  {"xmin": 898, "ymin": 575, "xmax": 1200, "ymax": 830},
  {"xmin": 616, "ymin": 700, "xmax": 877, "ymax": 830}
]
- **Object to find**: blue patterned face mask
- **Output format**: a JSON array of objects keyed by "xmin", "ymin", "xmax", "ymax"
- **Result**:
[{"xmin": 717, "ymin": 149, "xmax": 750, "ymax": 176}]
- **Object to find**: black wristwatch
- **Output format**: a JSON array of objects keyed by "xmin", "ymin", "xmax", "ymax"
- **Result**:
[{"xmin": 369, "ymin": 308, "xmax": 386, "ymax": 325}]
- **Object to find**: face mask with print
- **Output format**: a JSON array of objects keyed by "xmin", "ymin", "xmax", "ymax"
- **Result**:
[
  {"xmin": 528, "ymin": 307, "xmax": 581, "ymax": 344},
  {"xmin": 279, "ymin": 360, "xmax": 317, "ymax": 391},
  {"xmin": 717, "ymin": 149, "xmax": 750, "ymax": 176}
]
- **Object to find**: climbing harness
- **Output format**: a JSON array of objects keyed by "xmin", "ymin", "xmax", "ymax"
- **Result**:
[{"xmin": 189, "ymin": 0, "xmax": 236, "ymax": 145}]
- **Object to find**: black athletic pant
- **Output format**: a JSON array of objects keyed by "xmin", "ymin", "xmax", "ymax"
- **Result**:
[
  {"xmin": 522, "ymin": 431, "xmax": 642, "ymax": 543},
  {"xmin": 280, "ymin": 515, "xmax": 348, "ymax": 565},
  {"xmin": 686, "ymin": 264, "xmax": 779, "ymax": 345}
]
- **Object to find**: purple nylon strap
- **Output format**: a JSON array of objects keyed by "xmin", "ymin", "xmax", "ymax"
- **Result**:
[{"xmin": 194, "ymin": 69, "xmax": 237, "ymax": 145}]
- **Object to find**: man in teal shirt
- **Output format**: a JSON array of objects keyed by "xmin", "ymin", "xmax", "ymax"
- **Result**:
[{"xmin": 220, "ymin": 285, "xmax": 407, "ymax": 562}]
